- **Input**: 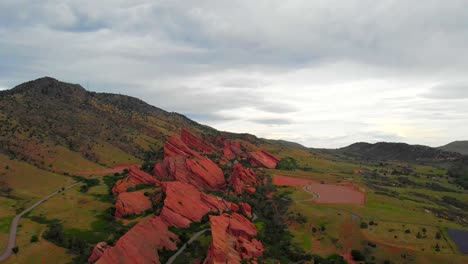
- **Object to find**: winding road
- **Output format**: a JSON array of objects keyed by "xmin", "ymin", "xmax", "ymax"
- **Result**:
[
  {"xmin": 0, "ymin": 181, "xmax": 83, "ymax": 262},
  {"xmin": 166, "ymin": 229, "xmax": 211, "ymax": 264}
]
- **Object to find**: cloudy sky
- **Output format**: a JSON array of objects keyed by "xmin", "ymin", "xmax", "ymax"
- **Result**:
[{"xmin": 1, "ymin": 0, "xmax": 467, "ymax": 148}]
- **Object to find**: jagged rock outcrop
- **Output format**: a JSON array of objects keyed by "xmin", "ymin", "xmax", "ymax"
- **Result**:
[
  {"xmin": 249, "ymin": 150, "xmax": 280, "ymax": 169},
  {"xmin": 240, "ymin": 203, "xmax": 252, "ymax": 218},
  {"xmin": 222, "ymin": 141, "xmax": 242, "ymax": 161},
  {"xmin": 181, "ymin": 129, "xmax": 216, "ymax": 154},
  {"xmin": 95, "ymin": 217, "xmax": 179, "ymax": 264},
  {"xmin": 114, "ymin": 191, "xmax": 153, "ymax": 219},
  {"xmin": 204, "ymin": 213, "xmax": 264, "ymax": 264},
  {"xmin": 160, "ymin": 181, "xmax": 232, "ymax": 228},
  {"xmin": 88, "ymin": 242, "xmax": 111, "ymax": 263},
  {"xmin": 154, "ymin": 156, "xmax": 225, "ymax": 191},
  {"xmin": 230, "ymin": 164, "xmax": 259, "ymax": 194},
  {"xmin": 112, "ymin": 168, "xmax": 160, "ymax": 194},
  {"xmin": 164, "ymin": 135, "xmax": 201, "ymax": 158}
]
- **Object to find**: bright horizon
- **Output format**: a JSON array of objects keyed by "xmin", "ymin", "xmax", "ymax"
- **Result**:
[{"xmin": 1, "ymin": 1, "xmax": 467, "ymax": 148}]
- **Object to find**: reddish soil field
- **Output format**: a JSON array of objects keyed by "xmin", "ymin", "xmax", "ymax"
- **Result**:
[
  {"xmin": 273, "ymin": 175, "xmax": 314, "ymax": 186},
  {"xmin": 76, "ymin": 164, "xmax": 139, "ymax": 176},
  {"xmin": 273, "ymin": 175, "xmax": 365, "ymax": 205}
]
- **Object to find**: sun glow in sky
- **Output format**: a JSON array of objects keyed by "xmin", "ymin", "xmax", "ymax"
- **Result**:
[{"xmin": 1, "ymin": 0, "xmax": 467, "ymax": 148}]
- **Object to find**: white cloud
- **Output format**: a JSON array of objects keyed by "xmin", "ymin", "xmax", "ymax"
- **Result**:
[{"xmin": 1, "ymin": 0, "xmax": 468, "ymax": 148}]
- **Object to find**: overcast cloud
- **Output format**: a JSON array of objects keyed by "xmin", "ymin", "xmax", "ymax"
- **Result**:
[{"xmin": 1, "ymin": 0, "xmax": 467, "ymax": 148}]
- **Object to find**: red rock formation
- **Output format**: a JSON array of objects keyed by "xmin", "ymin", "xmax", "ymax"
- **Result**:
[
  {"xmin": 181, "ymin": 128, "xmax": 215, "ymax": 154},
  {"xmin": 95, "ymin": 217, "xmax": 179, "ymax": 264},
  {"xmin": 112, "ymin": 168, "xmax": 159, "ymax": 194},
  {"xmin": 239, "ymin": 203, "xmax": 252, "ymax": 218},
  {"xmin": 164, "ymin": 135, "xmax": 200, "ymax": 158},
  {"xmin": 204, "ymin": 213, "xmax": 264, "ymax": 264},
  {"xmin": 154, "ymin": 156, "xmax": 225, "ymax": 191},
  {"xmin": 249, "ymin": 150, "xmax": 280, "ymax": 169},
  {"xmin": 160, "ymin": 181, "xmax": 232, "ymax": 228},
  {"xmin": 114, "ymin": 191, "xmax": 153, "ymax": 219},
  {"xmin": 88, "ymin": 242, "xmax": 110, "ymax": 263},
  {"xmin": 230, "ymin": 164, "xmax": 259, "ymax": 194}
]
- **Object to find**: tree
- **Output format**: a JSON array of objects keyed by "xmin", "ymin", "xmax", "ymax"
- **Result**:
[
  {"xmin": 435, "ymin": 232, "xmax": 442, "ymax": 239},
  {"xmin": 416, "ymin": 232, "xmax": 422, "ymax": 239},
  {"xmin": 276, "ymin": 157, "xmax": 298, "ymax": 171},
  {"xmin": 30, "ymin": 235, "xmax": 39, "ymax": 243},
  {"xmin": 12, "ymin": 246, "xmax": 19, "ymax": 254},
  {"xmin": 435, "ymin": 243, "xmax": 440, "ymax": 252},
  {"xmin": 360, "ymin": 222, "xmax": 368, "ymax": 229},
  {"xmin": 351, "ymin": 249, "xmax": 365, "ymax": 261}
]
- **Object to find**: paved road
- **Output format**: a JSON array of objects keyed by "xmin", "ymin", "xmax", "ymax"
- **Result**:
[
  {"xmin": 0, "ymin": 181, "xmax": 83, "ymax": 262},
  {"xmin": 166, "ymin": 229, "xmax": 211, "ymax": 264}
]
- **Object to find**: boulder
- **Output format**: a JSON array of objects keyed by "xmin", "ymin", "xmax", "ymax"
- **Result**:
[
  {"xmin": 95, "ymin": 217, "xmax": 179, "ymax": 264},
  {"xmin": 154, "ymin": 156, "xmax": 225, "ymax": 191},
  {"xmin": 112, "ymin": 168, "xmax": 159, "ymax": 194},
  {"xmin": 160, "ymin": 181, "xmax": 232, "ymax": 228},
  {"xmin": 239, "ymin": 203, "xmax": 252, "ymax": 218},
  {"xmin": 249, "ymin": 150, "xmax": 280, "ymax": 169},
  {"xmin": 181, "ymin": 128, "xmax": 216, "ymax": 154},
  {"xmin": 114, "ymin": 191, "xmax": 153, "ymax": 219},
  {"xmin": 204, "ymin": 213, "xmax": 264, "ymax": 264}
]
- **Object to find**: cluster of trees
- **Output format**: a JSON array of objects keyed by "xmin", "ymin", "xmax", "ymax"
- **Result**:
[
  {"xmin": 42, "ymin": 222, "xmax": 92, "ymax": 263},
  {"xmin": 276, "ymin": 157, "xmax": 298, "ymax": 171},
  {"xmin": 448, "ymin": 157, "xmax": 468, "ymax": 189}
]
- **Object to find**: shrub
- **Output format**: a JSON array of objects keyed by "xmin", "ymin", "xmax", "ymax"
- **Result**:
[
  {"xmin": 360, "ymin": 222, "xmax": 368, "ymax": 229},
  {"xmin": 276, "ymin": 157, "xmax": 298, "ymax": 171},
  {"xmin": 30, "ymin": 235, "xmax": 39, "ymax": 243},
  {"xmin": 351, "ymin": 249, "xmax": 365, "ymax": 261}
]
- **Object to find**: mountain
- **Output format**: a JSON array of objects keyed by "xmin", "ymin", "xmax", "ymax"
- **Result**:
[
  {"xmin": 0, "ymin": 77, "xmax": 268, "ymax": 174},
  {"xmin": 439, "ymin": 141, "xmax": 468, "ymax": 155},
  {"xmin": 331, "ymin": 142, "xmax": 462, "ymax": 163}
]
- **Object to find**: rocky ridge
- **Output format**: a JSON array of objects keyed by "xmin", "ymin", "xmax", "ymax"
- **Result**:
[{"xmin": 90, "ymin": 129, "xmax": 279, "ymax": 263}]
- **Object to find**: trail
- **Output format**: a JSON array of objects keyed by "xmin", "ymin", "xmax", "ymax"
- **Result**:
[
  {"xmin": 166, "ymin": 229, "xmax": 210, "ymax": 264},
  {"xmin": 0, "ymin": 181, "xmax": 83, "ymax": 262}
]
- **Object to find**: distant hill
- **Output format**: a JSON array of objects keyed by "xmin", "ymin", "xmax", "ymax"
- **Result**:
[
  {"xmin": 438, "ymin": 141, "xmax": 468, "ymax": 155},
  {"xmin": 264, "ymin": 139, "xmax": 308, "ymax": 150},
  {"xmin": 330, "ymin": 142, "xmax": 462, "ymax": 163}
]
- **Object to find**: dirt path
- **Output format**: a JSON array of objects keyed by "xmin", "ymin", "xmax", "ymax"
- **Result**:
[
  {"xmin": 166, "ymin": 229, "xmax": 211, "ymax": 264},
  {"xmin": 0, "ymin": 181, "xmax": 83, "ymax": 263}
]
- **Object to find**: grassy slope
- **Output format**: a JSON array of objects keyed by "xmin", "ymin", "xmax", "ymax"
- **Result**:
[{"xmin": 268, "ymin": 145, "xmax": 468, "ymax": 264}]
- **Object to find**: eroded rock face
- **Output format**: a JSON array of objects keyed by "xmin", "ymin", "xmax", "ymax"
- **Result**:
[
  {"xmin": 164, "ymin": 135, "xmax": 201, "ymax": 158},
  {"xmin": 239, "ymin": 203, "xmax": 252, "ymax": 219},
  {"xmin": 88, "ymin": 242, "xmax": 110, "ymax": 263},
  {"xmin": 230, "ymin": 164, "xmax": 259, "ymax": 194},
  {"xmin": 114, "ymin": 191, "xmax": 152, "ymax": 219},
  {"xmin": 95, "ymin": 217, "xmax": 179, "ymax": 264},
  {"xmin": 204, "ymin": 213, "xmax": 264, "ymax": 264},
  {"xmin": 249, "ymin": 150, "xmax": 280, "ymax": 169},
  {"xmin": 154, "ymin": 156, "xmax": 225, "ymax": 191},
  {"xmin": 181, "ymin": 129, "xmax": 215, "ymax": 154},
  {"xmin": 112, "ymin": 168, "xmax": 159, "ymax": 194},
  {"xmin": 160, "ymin": 181, "xmax": 232, "ymax": 228}
]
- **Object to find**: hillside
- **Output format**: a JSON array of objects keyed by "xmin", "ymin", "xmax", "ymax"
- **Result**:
[
  {"xmin": 0, "ymin": 77, "xmax": 248, "ymax": 174},
  {"xmin": 439, "ymin": 141, "xmax": 468, "ymax": 155},
  {"xmin": 331, "ymin": 142, "xmax": 462, "ymax": 163}
]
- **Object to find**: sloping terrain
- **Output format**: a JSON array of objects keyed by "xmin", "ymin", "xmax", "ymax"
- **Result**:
[
  {"xmin": 0, "ymin": 77, "xmax": 218, "ymax": 174},
  {"xmin": 330, "ymin": 142, "xmax": 462, "ymax": 164},
  {"xmin": 439, "ymin": 141, "xmax": 468, "ymax": 155}
]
